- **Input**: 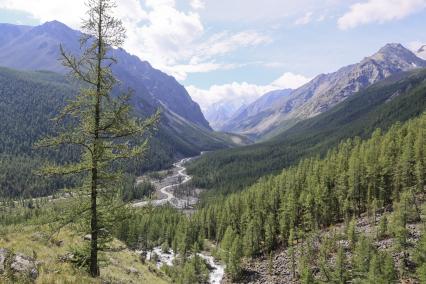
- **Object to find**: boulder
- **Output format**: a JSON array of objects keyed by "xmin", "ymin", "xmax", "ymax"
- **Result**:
[
  {"xmin": 0, "ymin": 248, "xmax": 11, "ymax": 274},
  {"xmin": 11, "ymin": 253, "xmax": 39, "ymax": 279},
  {"xmin": 127, "ymin": 267, "xmax": 139, "ymax": 275},
  {"xmin": 0, "ymin": 249, "xmax": 39, "ymax": 280}
]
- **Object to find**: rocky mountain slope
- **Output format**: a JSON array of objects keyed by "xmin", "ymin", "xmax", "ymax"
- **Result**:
[
  {"xmin": 0, "ymin": 21, "xmax": 210, "ymax": 130},
  {"xmin": 188, "ymin": 68, "xmax": 426, "ymax": 194},
  {"xmin": 226, "ymin": 43, "xmax": 426, "ymax": 140},
  {"xmin": 221, "ymin": 89, "xmax": 292, "ymax": 138},
  {"xmin": 204, "ymin": 101, "xmax": 247, "ymax": 130}
]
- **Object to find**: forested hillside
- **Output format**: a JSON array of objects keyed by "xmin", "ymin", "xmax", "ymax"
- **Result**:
[
  {"xmin": 221, "ymin": 43, "xmax": 426, "ymax": 140},
  {"xmin": 0, "ymin": 21, "xmax": 211, "ymax": 130},
  {"xmin": 0, "ymin": 67, "xmax": 231, "ymax": 198},
  {"xmin": 119, "ymin": 112, "xmax": 426, "ymax": 282},
  {"xmin": 188, "ymin": 69, "xmax": 426, "ymax": 195}
]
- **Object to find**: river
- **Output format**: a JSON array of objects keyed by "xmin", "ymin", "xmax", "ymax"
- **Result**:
[{"xmin": 132, "ymin": 156, "xmax": 225, "ymax": 283}]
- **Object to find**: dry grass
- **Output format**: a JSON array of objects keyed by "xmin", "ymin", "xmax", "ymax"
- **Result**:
[{"xmin": 0, "ymin": 224, "xmax": 169, "ymax": 284}]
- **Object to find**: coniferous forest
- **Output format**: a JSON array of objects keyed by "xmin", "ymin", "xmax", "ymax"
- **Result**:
[{"xmin": 0, "ymin": 0, "xmax": 426, "ymax": 283}]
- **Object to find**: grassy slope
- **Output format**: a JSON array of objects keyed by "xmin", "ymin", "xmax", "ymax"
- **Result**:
[
  {"xmin": 0, "ymin": 225, "xmax": 168, "ymax": 284},
  {"xmin": 188, "ymin": 68, "xmax": 426, "ymax": 195}
]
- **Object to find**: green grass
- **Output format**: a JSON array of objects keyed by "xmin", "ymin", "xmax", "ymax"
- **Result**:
[{"xmin": 0, "ymin": 224, "xmax": 169, "ymax": 284}]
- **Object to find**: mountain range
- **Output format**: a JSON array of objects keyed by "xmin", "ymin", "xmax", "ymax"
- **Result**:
[
  {"xmin": 220, "ymin": 43, "xmax": 426, "ymax": 140},
  {"xmin": 0, "ymin": 21, "xmax": 249, "ymax": 197},
  {"xmin": 188, "ymin": 67, "xmax": 426, "ymax": 194},
  {"xmin": 0, "ymin": 21, "xmax": 248, "ymax": 158},
  {"xmin": 221, "ymin": 89, "xmax": 292, "ymax": 136},
  {"xmin": 0, "ymin": 21, "xmax": 211, "ymax": 130}
]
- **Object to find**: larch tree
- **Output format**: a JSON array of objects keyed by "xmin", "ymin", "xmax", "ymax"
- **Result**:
[{"xmin": 36, "ymin": 0, "xmax": 158, "ymax": 277}]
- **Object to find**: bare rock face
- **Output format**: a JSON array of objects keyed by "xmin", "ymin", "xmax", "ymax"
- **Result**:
[
  {"xmin": 224, "ymin": 43, "xmax": 426, "ymax": 139},
  {"xmin": 0, "ymin": 249, "xmax": 39, "ymax": 280}
]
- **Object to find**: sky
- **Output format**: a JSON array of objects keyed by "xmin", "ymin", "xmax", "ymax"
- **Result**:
[{"xmin": 0, "ymin": 0, "xmax": 426, "ymax": 111}]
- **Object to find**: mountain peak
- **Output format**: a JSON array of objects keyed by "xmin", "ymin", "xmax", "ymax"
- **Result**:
[
  {"xmin": 378, "ymin": 43, "xmax": 406, "ymax": 53},
  {"xmin": 367, "ymin": 43, "xmax": 425, "ymax": 66},
  {"xmin": 374, "ymin": 43, "xmax": 416, "ymax": 58},
  {"xmin": 34, "ymin": 20, "xmax": 75, "ymax": 34},
  {"xmin": 41, "ymin": 20, "xmax": 68, "ymax": 27}
]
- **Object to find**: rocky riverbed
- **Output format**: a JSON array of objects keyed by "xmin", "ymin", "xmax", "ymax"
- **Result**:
[{"xmin": 132, "ymin": 156, "xmax": 226, "ymax": 283}]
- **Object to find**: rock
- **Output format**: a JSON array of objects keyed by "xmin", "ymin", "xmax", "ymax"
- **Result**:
[
  {"xmin": 139, "ymin": 251, "xmax": 147, "ymax": 264},
  {"xmin": 59, "ymin": 253, "xmax": 75, "ymax": 263},
  {"xmin": 10, "ymin": 253, "xmax": 39, "ymax": 279},
  {"xmin": 0, "ymin": 248, "xmax": 11, "ymax": 274},
  {"xmin": 127, "ymin": 267, "xmax": 139, "ymax": 275},
  {"xmin": 31, "ymin": 232, "xmax": 48, "ymax": 242},
  {"xmin": 84, "ymin": 234, "xmax": 92, "ymax": 241}
]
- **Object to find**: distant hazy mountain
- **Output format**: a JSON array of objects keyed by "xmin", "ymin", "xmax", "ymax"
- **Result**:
[
  {"xmin": 204, "ymin": 101, "xmax": 250, "ymax": 130},
  {"xmin": 226, "ymin": 43, "xmax": 426, "ymax": 140},
  {"xmin": 221, "ymin": 89, "xmax": 292, "ymax": 136},
  {"xmin": 0, "ymin": 21, "xmax": 210, "ymax": 130}
]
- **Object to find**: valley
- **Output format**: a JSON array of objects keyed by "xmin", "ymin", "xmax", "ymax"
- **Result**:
[
  {"xmin": 132, "ymin": 157, "xmax": 199, "ymax": 210},
  {"xmin": 1, "ymin": 1, "xmax": 426, "ymax": 283}
]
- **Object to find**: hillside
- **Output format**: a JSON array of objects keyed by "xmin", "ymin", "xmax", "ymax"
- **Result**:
[
  {"xmin": 119, "ymin": 111, "xmax": 426, "ymax": 283},
  {"xmin": 0, "ymin": 67, "xmax": 232, "ymax": 198},
  {"xmin": 187, "ymin": 68, "xmax": 426, "ymax": 194},
  {"xmin": 223, "ymin": 43, "xmax": 426, "ymax": 140},
  {"xmin": 221, "ymin": 89, "xmax": 292, "ymax": 139},
  {"xmin": 0, "ymin": 199, "xmax": 169, "ymax": 283},
  {"xmin": 0, "ymin": 21, "xmax": 210, "ymax": 130}
]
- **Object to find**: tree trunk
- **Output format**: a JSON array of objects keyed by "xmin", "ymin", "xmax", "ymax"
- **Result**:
[
  {"xmin": 90, "ymin": 166, "xmax": 99, "ymax": 277},
  {"xmin": 90, "ymin": 3, "xmax": 103, "ymax": 276}
]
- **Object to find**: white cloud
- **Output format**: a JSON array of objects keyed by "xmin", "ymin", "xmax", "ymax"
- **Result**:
[
  {"xmin": 191, "ymin": 31, "xmax": 272, "ymax": 64},
  {"xmin": 190, "ymin": 0, "xmax": 205, "ymax": 10},
  {"xmin": 338, "ymin": 0, "xmax": 426, "ymax": 30},
  {"xmin": 0, "ymin": 0, "xmax": 271, "ymax": 80},
  {"xmin": 0, "ymin": 0, "xmax": 87, "ymax": 28},
  {"xmin": 187, "ymin": 72, "xmax": 310, "ymax": 111},
  {"xmin": 270, "ymin": 73, "xmax": 312, "ymax": 89},
  {"xmin": 294, "ymin": 12, "xmax": 313, "ymax": 25},
  {"xmin": 407, "ymin": 40, "xmax": 426, "ymax": 59}
]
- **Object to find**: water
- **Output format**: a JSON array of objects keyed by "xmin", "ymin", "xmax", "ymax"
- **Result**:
[{"xmin": 140, "ymin": 247, "xmax": 225, "ymax": 283}]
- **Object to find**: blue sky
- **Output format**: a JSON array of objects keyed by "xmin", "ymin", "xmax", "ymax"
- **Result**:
[{"xmin": 0, "ymin": 0, "xmax": 425, "ymax": 110}]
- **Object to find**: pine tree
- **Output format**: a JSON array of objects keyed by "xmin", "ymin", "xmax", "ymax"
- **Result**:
[
  {"xmin": 332, "ymin": 245, "xmax": 347, "ymax": 283},
  {"xmin": 346, "ymin": 217, "xmax": 357, "ymax": 248},
  {"xmin": 264, "ymin": 213, "xmax": 276, "ymax": 252},
  {"xmin": 36, "ymin": 0, "xmax": 158, "ymax": 277},
  {"xmin": 414, "ymin": 229, "xmax": 426, "ymax": 282},
  {"xmin": 288, "ymin": 228, "xmax": 297, "ymax": 280},
  {"xmin": 381, "ymin": 252, "xmax": 396, "ymax": 283},
  {"xmin": 220, "ymin": 226, "xmax": 235, "ymax": 261},
  {"xmin": 299, "ymin": 254, "xmax": 314, "ymax": 284},
  {"xmin": 377, "ymin": 213, "xmax": 388, "ymax": 240},
  {"xmin": 391, "ymin": 192, "xmax": 410, "ymax": 272},
  {"xmin": 353, "ymin": 236, "xmax": 373, "ymax": 280},
  {"xmin": 227, "ymin": 235, "xmax": 242, "ymax": 281}
]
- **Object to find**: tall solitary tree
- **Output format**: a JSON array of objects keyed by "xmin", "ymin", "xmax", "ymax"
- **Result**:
[{"xmin": 36, "ymin": 0, "xmax": 158, "ymax": 277}]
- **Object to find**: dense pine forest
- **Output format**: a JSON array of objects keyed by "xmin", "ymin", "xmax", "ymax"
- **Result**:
[
  {"xmin": 188, "ymin": 69, "xmax": 426, "ymax": 196},
  {"xmin": 1, "ymin": 1, "xmax": 426, "ymax": 283},
  {"xmin": 116, "ymin": 112, "xmax": 426, "ymax": 282},
  {"xmin": 0, "ymin": 67, "xmax": 230, "ymax": 198}
]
